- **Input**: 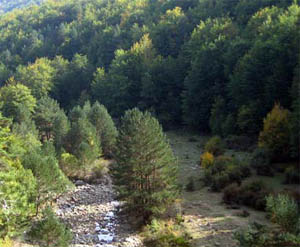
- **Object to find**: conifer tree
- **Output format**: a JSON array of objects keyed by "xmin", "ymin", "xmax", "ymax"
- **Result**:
[
  {"xmin": 114, "ymin": 108, "xmax": 178, "ymax": 220},
  {"xmin": 0, "ymin": 113, "xmax": 37, "ymax": 238},
  {"xmin": 88, "ymin": 102, "xmax": 118, "ymax": 156},
  {"xmin": 65, "ymin": 116, "xmax": 100, "ymax": 166}
]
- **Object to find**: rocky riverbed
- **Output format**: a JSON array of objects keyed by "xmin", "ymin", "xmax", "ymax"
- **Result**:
[{"xmin": 55, "ymin": 176, "xmax": 143, "ymax": 247}]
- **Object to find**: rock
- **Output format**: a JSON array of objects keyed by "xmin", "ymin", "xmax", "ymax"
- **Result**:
[
  {"xmin": 75, "ymin": 180, "xmax": 85, "ymax": 186},
  {"xmin": 98, "ymin": 233, "xmax": 114, "ymax": 243}
]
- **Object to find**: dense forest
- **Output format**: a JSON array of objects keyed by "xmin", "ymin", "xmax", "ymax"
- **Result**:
[{"xmin": 0, "ymin": 0, "xmax": 299, "ymax": 246}]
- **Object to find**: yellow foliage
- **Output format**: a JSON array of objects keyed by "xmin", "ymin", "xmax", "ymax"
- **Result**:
[
  {"xmin": 200, "ymin": 152, "xmax": 214, "ymax": 169},
  {"xmin": 60, "ymin": 152, "xmax": 79, "ymax": 177},
  {"xmin": 258, "ymin": 103, "xmax": 291, "ymax": 157},
  {"xmin": 0, "ymin": 237, "xmax": 12, "ymax": 247}
]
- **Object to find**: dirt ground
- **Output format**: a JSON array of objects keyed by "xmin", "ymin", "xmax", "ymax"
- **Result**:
[{"xmin": 167, "ymin": 130, "xmax": 270, "ymax": 247}]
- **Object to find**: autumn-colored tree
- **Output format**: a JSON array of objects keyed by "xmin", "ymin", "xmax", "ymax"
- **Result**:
[{"xmin": 258, "ymin": 103, "xmax": 291, "ymax": 160}]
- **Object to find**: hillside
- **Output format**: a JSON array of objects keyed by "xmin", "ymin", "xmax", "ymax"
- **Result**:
[
  {"xmin": 0, "ymin": 0, "xmax": 44, "ymax": 14},
  {"xmin": 0, "ymin": 0, "xmax": 299, "ymax": 246}
]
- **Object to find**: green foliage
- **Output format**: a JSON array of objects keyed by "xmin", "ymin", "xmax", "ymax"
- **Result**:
[
  {"xmin": 234, "ymin": 222, "xmax": 300, "ymax": 247},
  {"xmin": 209, "ymin": 97, "xmax": 226, "ymax": 136},
  {"xmin": 258, "ymin": 103, "xmax": 291, "ymax": 161},
  {"xmin": 65, "ymin": 114, "xmax": 100, "ymax": 166},
  {"xmin": 284, "ymin": 166, "xmax": 300, "ymax": 184},
  {"xmin": 203, "ymin": 155, "xmax": 251, "ymax": 192},
  {"xmin": 0, "ymin": 80, "xmax": 36, "ymax": 122},
  {"xmin": 237, "ymin": 105, "xmax": 259, "ymax": 135},
  {"xmin": 0, "ymin": 0, "xmax": 297, "ymax": 134},
  {"xmin": 225, "ymin": 135, "xmax": 254, "ymax": 151},
  {"xmin": 250, "ymin": 147, "xmax": 273, "ymax": 176},
  {"xmin": 223, "ymin": 180, "xmax": 269, "ymax": 211},
  {"xmin": 15, "ymin": 58, "xmax": 55, "ymax": 99},
  {"xmin": 114, "ymin": 108, "xmax": 179, "ymax": 220},
  {"xmin": 266, "ymin": 194, "xmax": 300, "ymax": 233},
  {"xmin": 22, "ymin": 145, "xmax": 73, "ymax": 211},
  {"xmin": 0, "ymin": 159, "xmax": 37, "ymax": 238},
  {"xmin": 0, "ymin": 237, "xmax": 13, "ymax": 247},
  {"xmin": 34, "ymin": 96, "xmax": 69, "ymax": 146},
  {"xmin": 143, "ymin": 219, "xmax": 191, "ymax": 247},
  {"xmin": 0, "ymin": 115, "xmax": 37, "ymax": 238},
  {"xmin": 185, "ymin": 176, "xmax": 195, "ymax": 192},
  {"xmin": 88, "ymin": 102, "xmax": 118, "ymax": 156},
  {"xmin": 28, "ymin": 207, "xmax": 72, "ymax": 247},
  {"xmin": 204, "ymin": 136, "xmax": 225, "ymax": 156}
]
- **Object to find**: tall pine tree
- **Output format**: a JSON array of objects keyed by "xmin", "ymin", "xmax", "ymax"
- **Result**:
[{"xmin": 113, "ymin": 108, "xmax": 178, "ymax": 221}]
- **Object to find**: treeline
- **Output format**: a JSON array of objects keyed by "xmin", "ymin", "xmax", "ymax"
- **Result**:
[
  {"xmin": 0, "ymin": 0, "xmax": 44, "ymax": 14},
  {"xmin": 0, "ymin": 0, "xmax": 298, "ymax": 136}
]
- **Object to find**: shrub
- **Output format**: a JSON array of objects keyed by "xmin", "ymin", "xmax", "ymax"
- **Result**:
[
  {"xmin": 143, "ymin": 219, "xmax": 191, "ymax": 247},
  {"xmin": 237, "ymin": 105, "xmax": 259, "ymax": 135},
  {"xmin": 284, "ymin": 166, "xmax": 300, "ymax": 184},
  {"xmin": 59, "ymin": 152, "xmax": 80, "ymax": 177},
  {"xmin": 0, "ymin": 159, "xmax": 37, "ymax": 238},
  {"xmin": 0, "ymin": 237, "xmax": 13, "ymax": 247},
  {"xmin": 266, "ymin": 194, "xmax": 299, "ymax": 234},
  {"xmin": 223, "ymin": 183, "xmax": 240, "ymax": 205},
  {"xmin": 234, "ymin": 222, "xmax": 300, "ymax": 247},
  {"xmin": 211, "ymin": 171, "xmax": 230, "ymax": 192},
  {"xmin": 258, "ymin": 103, "xmax": 291, "ymax": 161},
  {"xmin": 239, "ymin": 180, "xmax": 269, "ymax": 210},
  {"xmin": 204, "ymin": 136, "xmax": 225, "ymax": 156},
  {"xmin": 200, "ymin": 151, "xmax": 214, "ymax": 169},
  {"xmin": 250, "ymin": 147, "xmax": 273, "ymax": 176},
  {"xmin": 225, "ymin": 135, "xmax": 254, "ymax": 151},
  {"xmin": 223, "ymin": 180, "xmax": 269, "ymax": 211},
  {"xmin": 203, "ymin": 155, "xmax": 251, "ymax": 192},
  {"xmin": 28, "ymin": 207, "xmax": 72, "ymax": 247},
  {"xmin": 185, "ymin": 176, "xmax": 195, "ymax": 192}
]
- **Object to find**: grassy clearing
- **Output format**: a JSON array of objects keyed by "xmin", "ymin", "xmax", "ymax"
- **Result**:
[{"xmin": 166, "ymin": 130, "xmax": 280, "ymax": 247}]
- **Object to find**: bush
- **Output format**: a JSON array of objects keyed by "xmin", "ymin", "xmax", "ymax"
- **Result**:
[
  {"xmin": 223, "ymin": 183, "xmax": 240, "ymax": 205},
  {"xmin": 185, "ymin": 176, "xmax": 195, "ymax": 192},
  {"xmin": 284, "ymin": 166, "xmax": 300, "ymax": 184},
  {"xmin": 0, "ymin": 237, "xmax": 13, "ymax": 247},
  {"xmin": 211, "ymin": 171, "xmax": 230, "ymax": 192},
  {"xmin": 0, "ymin": 159, "xmax": 37, "ymax": 238},
  {"xmin": 28, "ymin": 207, "xmax": 72, "ymax": 247},
  {"xmin": 203, "ymin": 155, "xmax": 251, "ymax": 192},
  {"xmin": 225, "ymin": 135, "xmax": 254, "ymax": 151},
  {"xmin": 200, "ymin": 151, "xmax": 214, "ymax": 169},
  {"xmin": 234, "ymin": 222, "xmax": 300, "ymax": 247},
  {"xmin": 258, "ymin": 103, "xmax": 291, "ymax": 161},
  {"xmin": 250, "ymin": 147, "xmax": 273, "ymax": 176},
  {"xmin": 239, "ymin": 180, "xmax": 269, "ymax": 210},
  {"xmin": 143, "ymin": 219, "xmax": 191, "ymax": 247},
  {"xmin": 266, "ymin": 194, "xmax": 299, "ymax": 234},
  {"xmin": 223, "ymin": 180, "xmax": 269, "ymax": 211},
  {"xmin": 204, "ymin": 136, "xmax": 225, "ymax": 156}
]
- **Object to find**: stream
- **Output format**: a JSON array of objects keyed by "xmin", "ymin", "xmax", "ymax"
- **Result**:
[{"xmin": 55, "ymin": 177, "xmax": 143, "ymax": 247}]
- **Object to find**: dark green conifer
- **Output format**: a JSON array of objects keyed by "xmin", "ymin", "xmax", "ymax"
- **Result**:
[
  {"xmin": 88, "ymin": 102, "xmax": 118, "ymax": 156},
  {"xmin": 114, "ymin": 108, "xmax": 178, "ymax": 220}
]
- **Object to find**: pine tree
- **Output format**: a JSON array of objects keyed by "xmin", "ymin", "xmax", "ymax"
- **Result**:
[
  {"xmin": 0, "ymin": 113, "xmax": 37, "ymax": 238},
  {"xmin": 65, "ymin": 116, "xmax": 101, "ymax": 166},
  {"xmin": 113, "ymin": 108, "xmax": 178, "ymax": 220},
  {"xmin": 21, "ymin": 145, "xmax": 73, "ymax": 214},
  {"xmin": 88, "ymin": 102, "xmax": 118, "ymax": 156},
  {"xmin": 29, "ymin": 207, "xmax": 72, "ymax": 247}
]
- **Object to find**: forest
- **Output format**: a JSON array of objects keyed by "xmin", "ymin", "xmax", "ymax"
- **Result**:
[{"xmin": 0, "ymin": 0, "xmax": 299, "ymax": 246}]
